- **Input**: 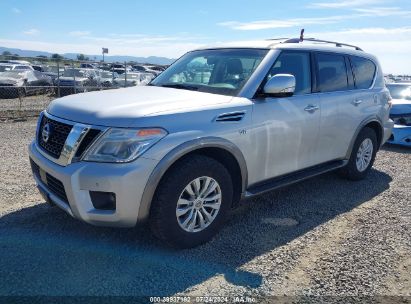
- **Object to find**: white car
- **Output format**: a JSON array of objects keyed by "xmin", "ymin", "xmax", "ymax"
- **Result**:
[{"xmin": 0, "ymin": 63, "xmax": 34, "ymax": 72}]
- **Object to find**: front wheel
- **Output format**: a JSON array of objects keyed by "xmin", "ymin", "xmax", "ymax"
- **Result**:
[
  {"xmin": 339, "ymin": 127, "xmax": 378, "ymax": 180},
  {"xmin": 149, "ymin": 155, "xmax": 233, "ymax": 248}
]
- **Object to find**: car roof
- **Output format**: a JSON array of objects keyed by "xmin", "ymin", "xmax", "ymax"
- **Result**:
[{"xmin": 195, "ymin": 38, "xmax": 377, "ymax": 60}]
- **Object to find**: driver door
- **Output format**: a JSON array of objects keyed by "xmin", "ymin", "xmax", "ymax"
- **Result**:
[{"xmin": 251, "ymin": 51, "xmax": 321, "ymax": 180}]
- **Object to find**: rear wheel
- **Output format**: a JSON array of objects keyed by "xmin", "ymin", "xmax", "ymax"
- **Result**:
[
  {"xmin": 339, "ymin": 127, "xmax": 378, "ymax": 180},
  {"xmin": 150, "ymin": 155, "xmax": 233, "ymax": 248}
]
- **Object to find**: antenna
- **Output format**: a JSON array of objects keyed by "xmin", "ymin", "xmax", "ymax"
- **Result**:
[{"xmin": 300, "ymin": 29, "xmax": 305, "ymax": 42}]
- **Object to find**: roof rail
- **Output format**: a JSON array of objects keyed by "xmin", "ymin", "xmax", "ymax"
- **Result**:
[{"xmin": 282, "ymin": 37, "xmax": 363, "ymax": 51}]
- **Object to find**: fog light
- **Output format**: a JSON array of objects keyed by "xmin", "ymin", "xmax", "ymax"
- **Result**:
[{"xmin": 89, "ymin": 191, "xmax": 116, "ymax": 210}]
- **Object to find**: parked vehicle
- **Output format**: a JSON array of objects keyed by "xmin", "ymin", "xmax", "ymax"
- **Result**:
[
  {"xmin": 55, "ymin": 68, "xmax": 100, "ymax": 96},
  {"xmin": 80, "ymin": 63, "xmax": 98, "ymax": 69},
  {"xmin": 28, "ymin": 37, "xmax": 393, "ymax": 248},
  {"xmin": 0, "ymin": 70, "xmax": 52, "ymax": 98},
  {"xmin": 386, "ymin": 83, "xmax": 411, "ymax": 147},
  {"xmin": 0, "ymin": 63, "xmax": 34, "ymax": 72},
  {"xmin": 100, "ymin": 71, "xmax": 119, "ymax": 88},
  {"xmin": 132, "ymin": 64, "xmax": 159, "ymax": 77},
  {"xmin": 43, "ymin": 66, "xmax": 65, "ymax": 84},
  {"xmin": 31, "ymin": 65, "xmax": 47, "ymax": 72},
  {"xmin": 115, "ymin": 72, "xmax": 141, "ymax": 87}
]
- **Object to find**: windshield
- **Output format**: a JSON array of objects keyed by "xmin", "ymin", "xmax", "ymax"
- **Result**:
[
  {"xmin": 387, "ymin": 84, "xmax": 411, "ymax": 100},
  {"xmin": 150, "ymin": 48, "xmax": 268, "ymax": 96},
  {"xmin": 0, "ymin": 71, "xmax": 26, "ymax": 79},
  {"xmin": 63, "ymin": 69, "xmax": 90, "ymax": 78}
]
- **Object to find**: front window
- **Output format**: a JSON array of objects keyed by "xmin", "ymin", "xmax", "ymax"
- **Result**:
[{"xmin": 151, "ymin": 48, "xmax": 268, "ymax": 96}]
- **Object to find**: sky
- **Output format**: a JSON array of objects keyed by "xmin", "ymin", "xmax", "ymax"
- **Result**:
[{"xmin": 0, "ymin": 0, "xmax": 410, "ymax": 74}]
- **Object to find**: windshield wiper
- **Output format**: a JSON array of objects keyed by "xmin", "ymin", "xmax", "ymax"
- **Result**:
[{"xmin": 159, "ymin": 83, "xmax": 199, "ymax": 91}]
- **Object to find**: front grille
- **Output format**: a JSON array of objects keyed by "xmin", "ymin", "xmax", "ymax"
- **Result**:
[
  {"xmin": 30, "ymin": 158, "xmax": 69, "ymax": 204},
  {"xmin": 74, "ymin": 129, "xmax": 101, "ymax": 158},
  {"xmin": 46, "ymin": 173, "xmax": 68, "ymax": 203},
  {"xmin": 38, "ymin": 115, "xmax": 73, "ymax": 158}
]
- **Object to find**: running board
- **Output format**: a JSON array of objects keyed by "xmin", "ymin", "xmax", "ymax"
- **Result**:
[{"xmin": 244, "ymin": 160, "xmax": 347, "ymax": 198}]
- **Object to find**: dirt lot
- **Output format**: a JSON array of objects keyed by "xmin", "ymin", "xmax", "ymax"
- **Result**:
[{"xmin": 0, "ymin": 118, "xmax": 410, "ymax": 300}]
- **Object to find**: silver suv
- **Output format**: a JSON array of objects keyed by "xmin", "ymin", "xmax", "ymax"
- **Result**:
[{"xmin": 29, "ymin": 38, "xmax": 393, "ymax": 248}]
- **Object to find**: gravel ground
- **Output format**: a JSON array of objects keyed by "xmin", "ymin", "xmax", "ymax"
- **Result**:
[
  {"xmin": 0, "ymin": 93, "xmax": 53, "ymax": 115},
  {"xmin": 0, "ymin": 118, "xmax": 410, "ymax": 301}
]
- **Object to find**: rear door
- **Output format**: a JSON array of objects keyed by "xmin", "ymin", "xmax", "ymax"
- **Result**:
[
  {"xmin": 345, "ymin": 55, "xmax": 379, "ymax": 136},
  {"xmin": 314, "ymin": 52, "xmax": 361, "ymax": 162}
]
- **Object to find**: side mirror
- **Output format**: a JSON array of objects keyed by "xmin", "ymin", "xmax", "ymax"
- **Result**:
[{"xmin": 263, "ymin": 74, "xmax": 296, "ymax": 97}]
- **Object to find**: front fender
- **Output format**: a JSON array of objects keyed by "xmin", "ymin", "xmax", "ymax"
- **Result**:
[{"xmin": 137, "ymin": 137, "xmax": 248, "ymax": 222}]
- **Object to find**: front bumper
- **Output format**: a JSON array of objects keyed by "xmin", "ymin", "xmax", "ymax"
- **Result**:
[
  {"xmin": 387, "ymin": 124, "xmax": 411, "ymax": 147},
  {"xmin": 28, "ymin": 141, "xmax": 159, "ymax": 227}
]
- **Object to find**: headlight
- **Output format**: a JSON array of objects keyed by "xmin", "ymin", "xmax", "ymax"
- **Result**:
[
  {"xmin": 392, "ymin": 116, "xmax": 411, "ymax": 126},
  {"xmin": 83, "ymin": 128, "xmax": 167, "ymax": 163},
  {"xmin": 75, "ymin": 81, "xmax": 84, "ymax": 86}
]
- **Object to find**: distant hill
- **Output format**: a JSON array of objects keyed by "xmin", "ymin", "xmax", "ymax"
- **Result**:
[{"xmin": 0, "ymin": 46, "xmax": 175, "ymax": 65}]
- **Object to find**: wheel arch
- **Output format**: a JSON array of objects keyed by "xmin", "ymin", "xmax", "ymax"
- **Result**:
[
  {"xmin": 345, "ymin": 116, "xmax": 384, "ymax": 159},
  {"xmin": 137, "ymin": 137, "xmax": 248, "ymax": 222}
]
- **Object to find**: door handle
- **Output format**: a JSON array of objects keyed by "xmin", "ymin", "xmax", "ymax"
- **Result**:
[
  {"xmin": 304, "ymin": 104, "xmax": 319, "ymax": 112},
  {"xmin": 352, "ymin": 99, "xmax": 363, "ymax": 106}
]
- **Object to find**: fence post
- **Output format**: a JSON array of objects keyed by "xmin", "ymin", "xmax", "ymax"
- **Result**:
[
  {"xmin": 124, "ymin": 61, "xmax": 127, "ymax": 88},
  {"xmin": 57, "ymin": 60, "xmax": 60, "ymax": 98},
  {"xmin": 72, "ymin": 61, "xmax": 76, "ymax": 94}
]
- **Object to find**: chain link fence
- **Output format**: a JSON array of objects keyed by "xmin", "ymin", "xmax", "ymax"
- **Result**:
[{"xmin": 0, "ymin": 55, "xmax": 164, "ymax": 120}]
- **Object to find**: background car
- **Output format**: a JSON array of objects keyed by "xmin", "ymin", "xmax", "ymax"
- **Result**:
[
  {"xmin": 0, "ymin": 70, "xmax": 52, "ymax": 98},
  {"xmin": 100, "ymin": 70, "xmax": 119, "ymax": 88},
  {"xmin": 132, "ymin": 64, "xmax": 159, "ymax": 77},
  {"xmin": 386, "ymin": 83, "xmax": 411, "ymax": 147},
  {"xmin": 43, "ymin": 66, "xmax": 65, "ymax": 84},
  {"xmin": 0, "ymin": 63, "xmax": 34, "ymax": 72},
  {"xmin": 55, "ymin": 68, "xmax": 100, "ymax": 96},
  {"xmin": 115, "ymin": 72, "xmax": 142, "ymax": 87}
]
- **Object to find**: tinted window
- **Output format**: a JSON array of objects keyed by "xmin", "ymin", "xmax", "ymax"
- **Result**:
[
  {"xmin": 316, "ymin": 53, "xmax": 348, "ymax": 92},
  {"xmin": 267, "ymin": 52, "xmax": 311, "ymax": 94},
  {"xmin": 350, "ymin": 56, "xmax": 376, "ymax": 89}
]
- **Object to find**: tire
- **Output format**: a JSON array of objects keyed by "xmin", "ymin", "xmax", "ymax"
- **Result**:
[
  {"xmin": 149, "ymin": 155, "xmax": 233, "ymax": 248},
  {"xmin": 339, "ymin": 127, "xmax": 378, "ymax": 181}
]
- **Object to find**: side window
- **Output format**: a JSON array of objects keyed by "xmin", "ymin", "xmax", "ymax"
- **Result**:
[
  {"xmin": 267, "ymin": 52, "xmax": 311, "ymax": 94},
  {"xmin": 316, "ymin": 53, "xmax": 348, "ymax": 92},
  {"xmin": 350, "ymin": 56, "xmax": 376, "ymax": 89}
]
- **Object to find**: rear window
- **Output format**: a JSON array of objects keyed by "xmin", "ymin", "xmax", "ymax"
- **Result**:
[
  {"xmin": 316, "ymin": 53, "xmax": 348, "ymax": 92},
  {"xmin": 350, "ymin": 56, "xmax": 376, "ymax": 89}
]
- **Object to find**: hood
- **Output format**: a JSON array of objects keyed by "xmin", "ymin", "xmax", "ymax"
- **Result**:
[
  {"xmin": 47, "ymin": 85, "xmax": 233, "ymax": 127},
  {"xmin": 390, "ymin": 98, "xmax": 411, "ymax": 117}
]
